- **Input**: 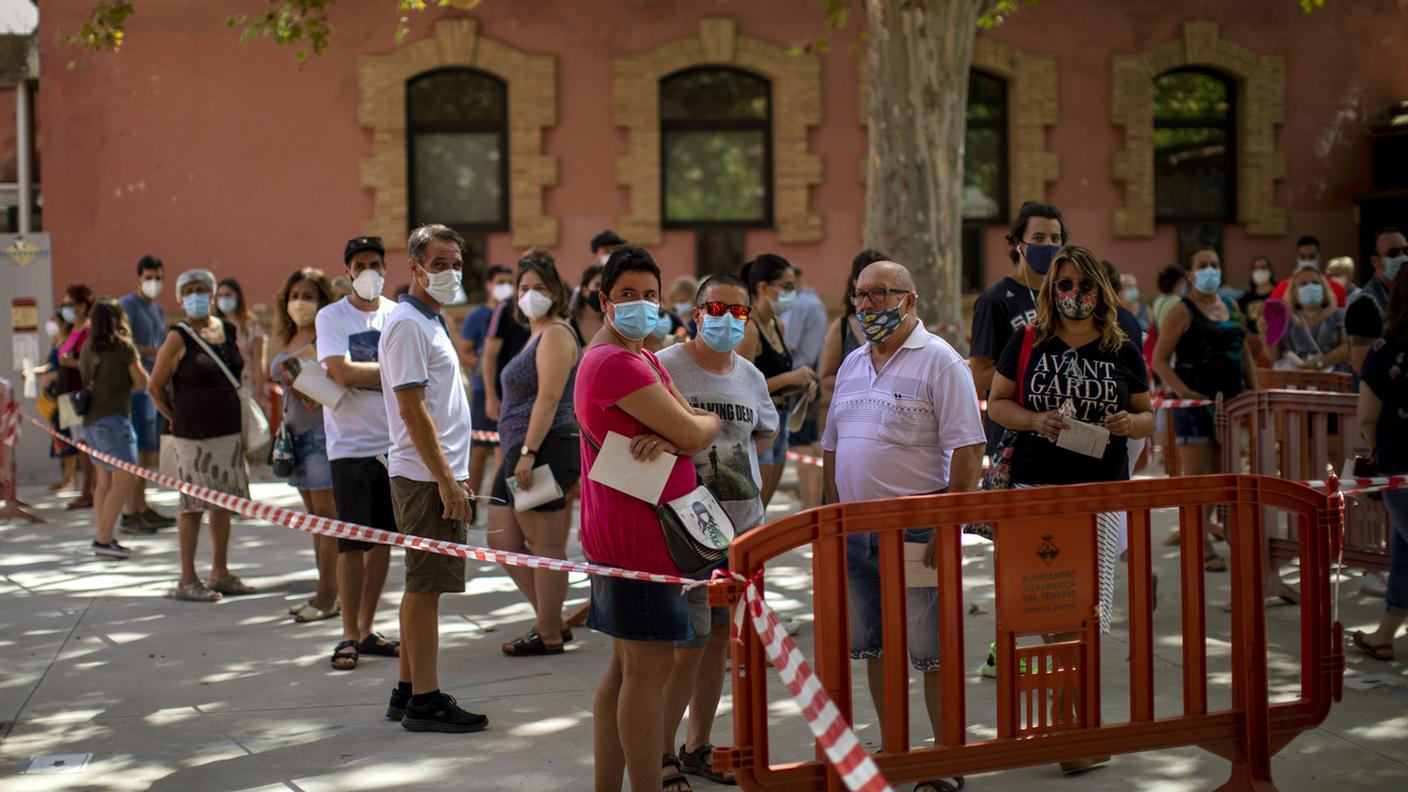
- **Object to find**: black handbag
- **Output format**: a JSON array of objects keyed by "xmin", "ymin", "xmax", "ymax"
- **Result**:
[{"xmin": 71, "ymin": 353, "xmax": 100, "ymax": 417}]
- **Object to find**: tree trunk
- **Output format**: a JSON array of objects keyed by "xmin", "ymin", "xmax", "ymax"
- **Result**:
[{"xmin": 864, "ymin": 0, "xmax": 986, "ymax": 337}]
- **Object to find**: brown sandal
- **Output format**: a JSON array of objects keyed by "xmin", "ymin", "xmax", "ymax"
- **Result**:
[
  {"xmin": 1352, "ymin": 630, "xmax": 1394, "ymax": 661},
  {"xmin": 1203, "ymin": 551, "xmax": 1227, "ymax": 572}
]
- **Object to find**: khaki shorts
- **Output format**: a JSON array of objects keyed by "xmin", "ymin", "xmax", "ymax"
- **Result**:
[{"xmin": 389, "ymin": 476, "xmax": 467, "ymax": 594}]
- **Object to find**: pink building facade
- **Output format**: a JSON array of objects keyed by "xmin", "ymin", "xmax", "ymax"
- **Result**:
[{"xmin": 32, "ymin": 0, "xmax": 1408, "ymax": 319}]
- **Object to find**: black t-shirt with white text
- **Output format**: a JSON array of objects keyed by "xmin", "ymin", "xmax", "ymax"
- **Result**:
[{"xmin": 996, "ymin": 333, "xmax": 1149, "ymax": 486}]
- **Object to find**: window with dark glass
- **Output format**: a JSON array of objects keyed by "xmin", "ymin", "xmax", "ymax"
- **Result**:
[
  {"xmin": 406, "ymin": 68, "xmax": 508, "ymax": 232},
  {"xmin": 660, "ymin": 68, "xmax": 771, "ymax": 227},
  {"xmin": 964, "ymin": 70, "xmax": 1007, "ymax": 223},
  {"xmin": 961, "ymin": 70, "xmax": 1009, "ymax": 293},
  {"xmin": 1154, "ymin": 69, "xmax": 1236, "ymax": 222}
]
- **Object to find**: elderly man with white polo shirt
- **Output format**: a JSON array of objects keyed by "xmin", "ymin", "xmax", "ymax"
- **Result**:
[{"xmin": 822, "ymin": 260, "xmax": 984, "ymax": 784}]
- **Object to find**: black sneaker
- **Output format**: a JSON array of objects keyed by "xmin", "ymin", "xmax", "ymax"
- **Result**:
[
  {"xmin": 141, "ymin": 508, "xmax": 177, "ymax": 528},
  {"xmin": 387, "ymin": 686, "xmax": 410, "ymax": 721},
  {"xmin": 92, "ymin": 540, "xmax": 131, "ymax": 559},
  {"xmin": 400, "ymin": 691, "xmax": 488, "ymax": 733},
  {"xmin": 121, "ymin": 514, "xmax": 158, "ymax": 535}
]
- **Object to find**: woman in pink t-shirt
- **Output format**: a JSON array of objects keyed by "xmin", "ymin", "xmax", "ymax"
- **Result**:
[{"xmin": 574, "ymin": 246, "xmax": 722, "ymax": 792}]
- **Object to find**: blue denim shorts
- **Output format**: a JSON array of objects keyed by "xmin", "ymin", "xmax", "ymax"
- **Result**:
[
  {"xmin": 756, "ymin": 421, "xmax": 790, "ymax": 466},
  {"xmin": 587, "ymin": 568, "xmax": 694, "ymax": 642},
  {"xmin": 288, "ymin": 427, "xmax": 333, "ymax": 491},
  {"xmin": 846, "ymin": 528, "xmax": 940, "ymax": 671},
  {"xmin": 129, "ymin": 391, "xmax": 160, "ymax": 453},
  {"xmin": 84, "ymin": 414, "xmax": 138, "ymax": 472},
  {"xmin": 1172, "ymin": 405, "xmax": 1216, "ymax": 446},
  {"xmin": 1382, "ymin": 489, "xmax": 1408, "ymax": 616}
]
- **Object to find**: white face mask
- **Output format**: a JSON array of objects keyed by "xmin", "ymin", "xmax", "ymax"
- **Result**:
[
  {"xmin": 424, "ymin": 266, "xmax": 462, "ymax": 305},
  {"xmin": 352, "ymin": 270, "xmax": 384, "ymax": 302},
  {"xmin": 599, "ymin": 254, "xmax": 610, "ymax": 265},
  {"xmin": 140, "ymin": 279, "xmax": 163, "ymax": 299},
  {"xmin": 44, "ymin": 319, "xmax": 60, "ymax": 338},
  {"xmin": 1252, "ymin": 269, "xmax": 1271, "ymax": 286},
  {"xmin": 491, "ymin": 282, "xmax": 515, "ymax": 303},
  {"xmin": 518, "ymin": 289, "xmax": 554, "ymax": 321}
]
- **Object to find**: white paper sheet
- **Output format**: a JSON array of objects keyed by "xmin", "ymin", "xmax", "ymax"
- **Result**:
[
  {"xmin": 1055, "ymin": 417, "xmax": 1110, "ymax": 459},
  {"xmin": 903, "ymin": 542, "xmax": 938, "ymax": 589},
  {"xmin": 587, "ymin": 430, "xmax": 675, "ymax": 503},
  {"xmin": 291, "ymin": 348, "xmax": 347, "ymax": 409},
  {"xmin": 506, "ymin": 464, "xmax": 565, "ymax": 512}
]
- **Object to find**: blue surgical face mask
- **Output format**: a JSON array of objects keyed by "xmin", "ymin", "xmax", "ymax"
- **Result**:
[
  {"xmin": 650, "ymin": 312, "xmax": 672, "ymax": 340},
  {"xmin": 1296, "ymin": 283, "xmax": 1324, "ymax": 307},
  {"xmin": 59, "ymin": 306, "xmax": 76, "ymax": 324},
  {"xmin": 1024, "ymin": 243, "xmax": 1061, "ymax": 276},
  {"xmin": 1193, "ymin": 267, "xmax": 1222, "ymax": 295},
  {"xmin": 771, "ymin": 288, "xmax": 797, "ymax": 314},
  {"xmin": 1386, "ymin": 255, "xmax": 1407, "ymax": 281},
  {"xmin": 183, "ymin": 292, "xmax": 212, "ymax": 319},
  {"xmin": 608, "ymin": 299, "xmax": 659, "ymax": 341},
  {"xmin": 699, "ymin": 314, "xmax": 746, "ymax": 353}
]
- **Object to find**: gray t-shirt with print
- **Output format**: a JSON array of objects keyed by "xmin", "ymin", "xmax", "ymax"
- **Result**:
[{"xmin": 657, "ymin": 344, "xmax": 779, "ymax": 532}]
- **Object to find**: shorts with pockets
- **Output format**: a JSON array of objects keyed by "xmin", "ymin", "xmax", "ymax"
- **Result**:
[
  {"xmin": 389, "ymin": 476, "xmax": 467, "ymax": 594},
  {"xmin": 490, "ymin": 428, "xmax": 581, "ymax": 512},
  {"xmin": 846, "ymin": 528, "xmax": 940, "ymax": 671},
  {"xmin": 331, "ymin": 456, "xmax": 397, "ymax": 552}
]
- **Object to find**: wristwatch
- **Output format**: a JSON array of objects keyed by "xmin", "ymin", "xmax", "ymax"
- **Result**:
[{"xmin": 521, "ymin": 446, "xmax": 537, "ymax": 457}]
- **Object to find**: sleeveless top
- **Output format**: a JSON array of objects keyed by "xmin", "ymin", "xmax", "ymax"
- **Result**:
[
  {"xmin": 1173, "ymin": 295, "xmax": 1246, "ymax": 403},
  {"xmin": 497, "ymin": 321, "xmax": 580, "ymax": 450},
  {"xmin": 270, "ymin": 342, "xmax": 324, "ymax": 435},
  {"xmin": 172, "ymin": 320, "xmax": 244, "ymax": 440},
  {"xmin": 752, "ymin": 317, "xmax": 793, "ymax": 391}
]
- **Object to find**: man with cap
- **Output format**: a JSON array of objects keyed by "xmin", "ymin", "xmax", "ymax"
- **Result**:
[{"xmin": 315, "ymin": 235, "xmax": 404, "ymax": 673}]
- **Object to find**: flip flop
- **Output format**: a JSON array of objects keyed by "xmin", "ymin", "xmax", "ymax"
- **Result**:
[{"xmin": 1351, "ymin": 630, "xmax": 1394, "ymax": 661}]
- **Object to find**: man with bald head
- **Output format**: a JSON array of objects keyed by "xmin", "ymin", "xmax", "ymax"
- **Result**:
[{"xmin": 822, "ymin": 261, "xmax": 985, "ymax": 779}]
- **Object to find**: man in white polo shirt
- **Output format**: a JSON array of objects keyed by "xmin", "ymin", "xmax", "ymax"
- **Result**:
[
  {"xmin": 822, "ymin": 260, "xmax": 984, "ymax": 784},
  {"xmin": 378, "ymin": 223, "xmax": 485, "ymax": 734}
]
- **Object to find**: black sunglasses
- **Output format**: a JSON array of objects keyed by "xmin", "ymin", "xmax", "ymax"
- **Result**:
[
  {"xmin": 1056, "ymin": 278, "xmax": 1099, "ymax": 295},
  {"xmin": 1386, "ymin": 246, "xmax": 1407, "ymax": 259}
]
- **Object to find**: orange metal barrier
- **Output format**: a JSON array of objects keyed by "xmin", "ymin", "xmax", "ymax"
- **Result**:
[
  {"xmin": 711, "ymin": 475, "xmax": 1343, "ymax": 791},
  {"xmin": 1220, "ymin": 389, "xmax": 1387, "ymax": 571}
]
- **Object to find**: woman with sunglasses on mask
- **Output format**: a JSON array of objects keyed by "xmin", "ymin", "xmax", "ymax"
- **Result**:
[
  {"xmin": 986, "ymin": 245, "xmax": 1153, "ymax": 773},
  {"xmin": 737, "ymin": 254, "xmax": 816, "ymax": 507}
]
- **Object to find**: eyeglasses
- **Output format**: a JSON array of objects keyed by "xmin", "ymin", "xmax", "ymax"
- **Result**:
[
  {"xmin": 848, "ymin": 288, "xmax": 910, "ymax": 307},
  {"xmin": 700, "ymin": 301, "xmax": 751, "ymax": 320},
  {"xmin": 1055, "ymin": 278, "xmax": 1099, "ymax": 295}
]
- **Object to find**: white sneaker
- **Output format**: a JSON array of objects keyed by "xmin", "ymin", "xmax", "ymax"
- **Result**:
[{"xmin": 782, "ymin": 617, "xmax": 803, "ymax": 637}]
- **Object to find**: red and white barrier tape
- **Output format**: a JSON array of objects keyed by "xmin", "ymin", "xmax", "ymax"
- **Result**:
[
  {"xmin": 1306, "ymin": 474, "xmax": 1408, "ymax": 498},
  {"xmin": 1149, "ymin": 396, "xmax": 1215, "ymax": 409},
  {"xmin": 471, "ymin": 429, "xmax": 500, "ymax": 443},
  {"xmin": 16, "ymin": 408, "xmax": 892, "ymax": 792},
  {"xmin": 1, "ymin": 402, "xmax": 18, "ymax": 447}
]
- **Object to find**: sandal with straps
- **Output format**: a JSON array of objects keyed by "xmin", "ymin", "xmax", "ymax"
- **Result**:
[
  {"xmin": 662, "ymin": 754, "xmax": 691, "ymax": 792},
  {"xmin": 357, "ymin": 632, "xmax": 400, "ymax": 657},
  {"xmin": 331, "ymin": 640, "xmax": 359, "ymax": 671},
  {"xmin": 502, "ymin": 630, "xmax": 565, "ymax": 656},
  {"xmin": 915, "ymin": 777, "xmax": 965, "ymax": 792},
  {"xmin": 678, "ymin": 743, "xmax": 735, "ymax": 785}
]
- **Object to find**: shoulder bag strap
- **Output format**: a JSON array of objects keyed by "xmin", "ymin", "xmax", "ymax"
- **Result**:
[
  {"xmin": 1015, "ymin": 323, "xmax": 1035, "ymax": 405},
  {"xmin": 176, "ymin": 322, "xmax": 242, "ymax": 392}
]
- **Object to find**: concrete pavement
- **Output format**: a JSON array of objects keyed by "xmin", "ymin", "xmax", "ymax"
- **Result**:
[{"xmin": 1, "ymin": 472, "xmax": 1406, "ymax": 791}]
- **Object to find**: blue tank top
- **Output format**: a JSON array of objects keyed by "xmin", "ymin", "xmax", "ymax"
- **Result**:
[{"xmin": 497, "ymin": 321, "xmax": 579, "ymax": 449}]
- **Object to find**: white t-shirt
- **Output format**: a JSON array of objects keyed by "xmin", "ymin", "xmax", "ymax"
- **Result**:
[
  {"xmin": 822, "ymin": 322, "xmax": 985, "ymax": 501},
  {"xmin": 379, "ymin": 297, "xmax": 472, "ymax": 483},
  {"xmin": 316, "ymin": 297, "xmax": 397, "ymax": 460}
]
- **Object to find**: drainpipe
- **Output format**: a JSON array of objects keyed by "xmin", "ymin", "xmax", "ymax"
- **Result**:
[{"xmin": 16, "ymin": 78, "xmax": 32, "ymax": 234}]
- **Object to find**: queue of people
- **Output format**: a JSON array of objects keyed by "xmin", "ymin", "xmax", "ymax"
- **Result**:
[{"xmin": 36, "ymin": 208, "xmax": 1408, "ymax": 786}]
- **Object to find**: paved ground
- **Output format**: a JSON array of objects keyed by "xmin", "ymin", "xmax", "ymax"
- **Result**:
[{"xmin": 1, "ymin": 467, "xmax": 1406, "ymax": 791}]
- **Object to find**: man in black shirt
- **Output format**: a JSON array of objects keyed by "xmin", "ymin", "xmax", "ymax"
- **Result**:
[
  {"xmin": 969, "ymin": 201, "xmax": 1068, "ymax": 453},
  {"xmin": 1347, "ymin": 227, "xmax": 1407, "ymax": 375}
]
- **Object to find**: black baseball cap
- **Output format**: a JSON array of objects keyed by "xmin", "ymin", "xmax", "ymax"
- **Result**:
[
  {"xmin": 590, "ymin": 230, "xmax": 625, "ymax": 253},
  {"xmin": 343, "ymin": 235, "xmax": 385, "ymax": 263}
]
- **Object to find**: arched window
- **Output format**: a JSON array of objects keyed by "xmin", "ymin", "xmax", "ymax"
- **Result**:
[
  {"xmin": 406, "ymin": 68, "xmax": 508, "ymax": 232},
  {"xmin": 660, "ymin": 67, "xmax": 772, "ymax": 227},
  {"xmin": 1154, "ymin": 69, "xmax": 1235, "ymax": 222}
]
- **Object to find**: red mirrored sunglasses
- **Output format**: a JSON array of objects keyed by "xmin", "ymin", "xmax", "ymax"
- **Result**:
[{"xmin": 699, "ymin": 301, "xmax": 751, "ymax": 320}]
